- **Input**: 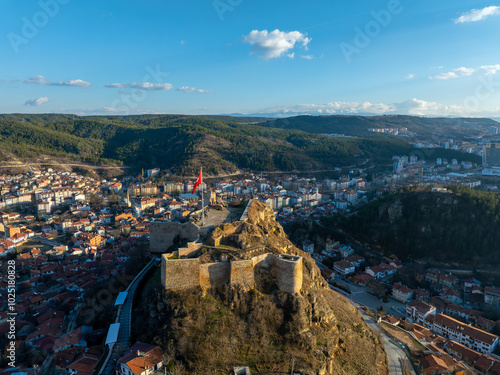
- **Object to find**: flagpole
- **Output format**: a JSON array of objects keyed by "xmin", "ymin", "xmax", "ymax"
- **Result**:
[{"xmin": 201, "ymin": 168, "xmax": 205, "ymax": 227}]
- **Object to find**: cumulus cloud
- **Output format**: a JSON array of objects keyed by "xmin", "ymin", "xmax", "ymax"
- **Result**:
[
  {"xmin": 301, "ymin": 54, "xmax": 314, "ymax": 60},
  {"xmin": 429, "ymin": 66, "xmax": 476, "ymax": 80},
  {"xmin": 25, "ymin": 97, "xmax": 49, "ymax": 106},
  {"xmin": 177, "ymin": 86, "xmax": 212, "ymax": 93},
  {"xmin": 405, "ymin": 74, "xmax": 415, "ymax": 80},
  {"xmin": 391, "ymin": 98, "xmax": 465, "ymax": 116},
  {"xmin": 243, "ymin": 29, "xmax": 311, "ymax": 59},
  {"xmin": 481, "ymin": 64, "xmax": 500, "ymax": 75},
  {"xmin": 454, "ymin": 6, "xmax": 500, "ymax": 23},
  {"xmin": 24, "ymin": 75, "xmax": 91, "ymax": 87},
  {"xmin": 104, "ymin": 82, "xmax": 173, "ymax": 90}
]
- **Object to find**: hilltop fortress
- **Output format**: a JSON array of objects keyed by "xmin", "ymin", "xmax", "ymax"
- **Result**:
[
  {"xmin": 161, "ymin": 249, "xmax": 303, "ymax": 294},
  {"xmin": 158, "ymin": 200, "xmax": 304, "ymax": 294}
]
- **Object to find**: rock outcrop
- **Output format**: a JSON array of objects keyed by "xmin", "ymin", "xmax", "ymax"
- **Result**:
[{"xmin": 135, "ymin": 200, "xmax": 388, "ymax": 375}]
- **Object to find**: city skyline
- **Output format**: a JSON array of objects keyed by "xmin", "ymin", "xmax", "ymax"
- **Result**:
[{"xmin": 1, "ymin": 0, "xmax": 500, "ymax": 117}]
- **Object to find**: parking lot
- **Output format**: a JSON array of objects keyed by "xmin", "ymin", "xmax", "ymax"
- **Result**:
[{"xmin": 332, "ymin": 276, "xmax": 407, "ymax": 319}]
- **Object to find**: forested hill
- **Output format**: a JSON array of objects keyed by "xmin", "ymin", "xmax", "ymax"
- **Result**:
[
  {"xmin": 259, "ymin": 115, "xmax": 499, "ymax": 137},
  {"xmin": 0, "ymin": 114, "xmax": 480, "ymax": 175},
  {"xmin": 338, "ymin": 186, "xmax": 500, "ymax": 265}
]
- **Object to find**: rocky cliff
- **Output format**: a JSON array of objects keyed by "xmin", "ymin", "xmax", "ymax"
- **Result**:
[{"xmin": 134, "ymin": 200, "xmax": 388, "ymax": 374}]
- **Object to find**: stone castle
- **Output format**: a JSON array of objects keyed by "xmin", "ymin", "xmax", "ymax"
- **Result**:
[
  {"xmin": 161, "ymin": 250, "xmax": 303, "ymax": 294},
  {"xmin": 157, "ymin": 199, "xmax": 304, "ymax": 294}
]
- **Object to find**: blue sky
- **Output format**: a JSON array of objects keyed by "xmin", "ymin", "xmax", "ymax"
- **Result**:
[{"xmin": 1, "ymin": 0, "xmax": 500, "ymax": 117}]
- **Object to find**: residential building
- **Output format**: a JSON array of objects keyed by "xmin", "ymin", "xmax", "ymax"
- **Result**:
[
  {"xmin": 438, "ymin": 273, "xmax": 457, "ymax": 288},
  {"xmin": 392, "ymin": 283, "xmax": 414, "ymax": 303},
  {"xmin": 406, "ymin": 300, "xmax": 436, "ymax": 324},
  {"xmin": 445, "ymin": 304, "xmax": 482, "ymax": 322},
  {"xmin": 333, "ymin": 260, "xmax": 355, "ymax": 276},
  {"xmin": 116, "ymin": 343, "xmax": 164, "ymax": 375},
  {"xmin": 302, "ymin": 240, "xmax": 314, "ymax": 254},
  {"xmin": 413, "ymin": 289, "xmax": 430, "ymax": 301},
  {"xmin": 366, "ymin": 266, "xmax": 387, "ymax": 279},
  {"xmin": 345, "ymin": 255, "xmax": 364, "ymax": 269},
  {"xmin": 429, "ymin": 314, "xmax": 500, "ymax": 354},
  {"xmin": 484, "ymin": 286, "xmax": 500, "ymax": 306},
  {"xmin": 424, "ymin": 268, "xmax": 440, "ymax": 284}
]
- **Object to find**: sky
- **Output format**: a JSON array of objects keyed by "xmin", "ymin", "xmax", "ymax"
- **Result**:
[{"xmin": 1, "ymin": 0, "xmax": 500, "ymax": 117}]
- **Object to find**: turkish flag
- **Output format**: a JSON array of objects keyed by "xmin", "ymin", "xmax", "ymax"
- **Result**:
[{"xmin": 191, "ymin": 170, "xmax": 202, "ymax": 194}]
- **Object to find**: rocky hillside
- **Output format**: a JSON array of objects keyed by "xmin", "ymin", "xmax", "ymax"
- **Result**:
[{"xmin": 133, "ymin": 201, "xmax": 388, "ymax": 374}]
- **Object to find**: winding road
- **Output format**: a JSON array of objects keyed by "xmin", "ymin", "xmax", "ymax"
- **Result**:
[{"xmin": 359, "ymin": 310, "xmax": 412, "ymax": 375}]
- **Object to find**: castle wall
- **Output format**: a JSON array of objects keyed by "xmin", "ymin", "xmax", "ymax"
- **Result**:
[
  {"xmin": 200, "ymin": 262, "xmax": 231, "ymax": 289},
  {"xmin": 177, "ymin": 242, "xmax": 203, "ymax": 257},
  {"xmin": 150, "ymin": 221, "xmax": 199, "ymax": 253},
  {"xmin": 162, "ymin": 256, "xmax": 200, "ymax": 290},
  {"xmin": 252, "ymin": 253, "xmax": 271, "ymax": 267},
  {"xmin": 273, "ymin": 255, "xmax": 303, "ymax": 294},
  {"xmin": 230, "ymin": 260, "xmax": 255, "ymax": 290},
  {"xmin": 162, "ymin": 251, "xmax": 303, "ymax": 294}
]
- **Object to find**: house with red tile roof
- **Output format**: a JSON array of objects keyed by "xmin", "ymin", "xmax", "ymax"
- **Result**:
[
  {"xmin": 116, "ymin": 343, "xmax": 164, "ymax": 375},
  {"xmin": 429, "ymin": 314, "xmax": 500, "ymax": 354},
  {"xmin": 333, "ymin": 260, "xmax": 355, "ymax": 276},
  {"xmin": 392, "ymin": 283, "xmax": 413, "ymax": 303},
  {"xmin": 53, "ymin": 326, "xmax": 89, "ymax": 352},
  {"xmin": 406, "ymin": 300, "xmax": 436, "ymax": 324}
]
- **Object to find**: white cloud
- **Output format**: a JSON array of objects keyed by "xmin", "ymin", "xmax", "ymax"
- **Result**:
[
  {"xmin": 391, "ymin": 98, "xmax": 465, "ymax": 116},
  {"xmin": 24, "ymin": 75, "xmax": 91, "ymax": 87},
  {"xmin": 405, "ymin": 74, "xmax": 415, "ymax": 80},
  {"xmin": 253, "ymin": 98, "xmax": 490, "ymax": 117},
  {"xmin": 177, "ymin": 86, "xmax": 212, "ymax": 93},
  {"xmin": 61, "ymin": 79, "xmax": 91, "ymax": 88},
  {"xmin": 454, "ymin": 67, "xmax": 475, "ymax": 76},
  {"xmin": 25, "ymin": 97, "xmax": 49, "ymax": 106},
  {"xmin": 105, "ymin": 82, "xmax": 173, "ymax": 90},
  {"xmin": 430, "ymin": 72, "xmax": 458, "ymax": 80},
  {"xmin": 429, "ymin": 65, "xmax": 500, "ymax": 80},
  {"xmin": 454, "ymin": 6, "xmax": 500, "ymax": 23},
  {"xmin": 481, "ymin": 64, "xmax": 500, "ymax": 75},
  {"xmin": 429, "ymin": 66, "xmax": 476, "ymax": 80},
  {"xmin": 25, "ymin": 75, "xmax": 49, "ymax": 85},
  {"xmin": 301, "ymin": 54, "xmax": 314, "ymax": 60},
  {"xmin": 243, "ymin": 29, "xmax": 311, "ymax": 59}
]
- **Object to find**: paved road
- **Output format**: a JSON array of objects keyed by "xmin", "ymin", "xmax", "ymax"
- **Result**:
[
  {"xmin": 359, "ymin": 310, "xmax": 409, "ymax": 375},
  {"xmin": 329, "ymin": 285, "xmax": 414, "ymax": 375},
  {"xmin": 100, "ymin": 259, "xmax": 155, "ymax": 375}
]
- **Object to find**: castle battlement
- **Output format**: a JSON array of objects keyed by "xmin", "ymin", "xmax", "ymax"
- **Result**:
[{"xmin": 161, "ymin": 250, "xmax": 303, "ymax": 294}]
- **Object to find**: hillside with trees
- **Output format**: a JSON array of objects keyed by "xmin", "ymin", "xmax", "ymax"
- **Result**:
[
  {"xmin": 335, "ymin": 186, "xmax": 500, "ymax": 266},
  {"xmin": 0, "ymin": 114, "xmax": 481, "ymax": 175}
]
